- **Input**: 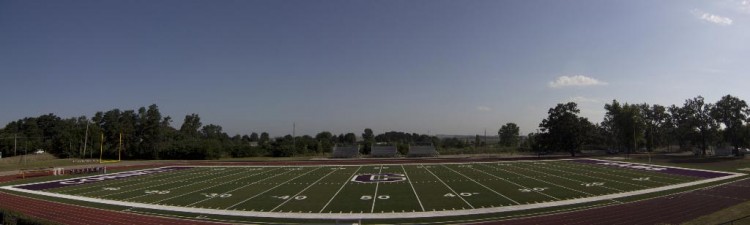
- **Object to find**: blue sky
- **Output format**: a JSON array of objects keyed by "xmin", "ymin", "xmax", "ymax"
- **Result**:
[{"xmin": 1, "ymin": 0, "xmax": 749, "ymax": 136}]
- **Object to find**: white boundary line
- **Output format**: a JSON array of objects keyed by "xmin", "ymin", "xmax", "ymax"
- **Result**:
[
  {"xmin": 422, "ymin": 164, "xmax": 475, "ymax": 209},
  {"xmin": 318, "ymin": 166, "xmax": 362, "ymax": 213},
  {"xmin": 401, "ymin": 165, "xmax": 425, "ymax": 211},
  {"xmin": 479, "ymin": 163, "xmax": 596, "ymax": 196},
  {"xmin": 468, "ymin": 165, "xmax": 561, "ymax": 201},
  {"xmin": 224, "ymin": 167, "xmax": 321, "ymax": 210},
  {"xmin": 270, "ymin": 168, "xmax": 338, "ymax": 212},
  {"xmin": 441, "ymin": 164, "xmax": 520, "ymax": 205},
  {"xmin": 370, "ymin": 165, "xmax": 384, "ymax": 213},
  {"xmin": 1, "ymin": 159, "xmax": 745, "ymax": 219}
]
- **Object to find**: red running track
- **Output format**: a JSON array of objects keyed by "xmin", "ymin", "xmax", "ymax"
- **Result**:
[
  {"xmin": 488, "ymin": 178, "xmax": 750, "ymax": 225},
  {"xmin": 0, "ymin": 192, "xmax": 228, "ymax": 225}
]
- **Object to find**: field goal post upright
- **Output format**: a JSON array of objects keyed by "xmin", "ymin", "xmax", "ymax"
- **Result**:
[{"xmin": 99, "ymin": 132, "xmax": 122, "ymax": 164}]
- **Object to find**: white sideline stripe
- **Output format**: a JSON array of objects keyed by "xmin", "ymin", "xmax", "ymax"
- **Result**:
[
  {"xmin": 469, "ymin": 166, "xmax": 560, "ymax": 201},
  {"xmin": 225, "ymin": 167, "xmax": 322, "ymax": 210},
  {"xmin": 370, "ymin": 165, "xmax": 384, "ymax": 213},
  {"xmin": 422, "ymin": 164, "xmax": 475, "ymax": 209},
  {"xmin": 1, "ymin": 161, "xmax": 744, "ymax": 220},
  {"xmin": 3, "ymin": 172, "xmax": 742, "ymax": 219},
  {"xmin": 319, "ymin": 166, "xmax": 362, "ymax": 213},
  {"xmin": 480, "ymin": 163, "xmax": 596, "ymax": 196},
  {"xmin": 185, "ymin": 168, "xmax": 286, "ymax": 207},
  {"xmin": 271, "ymin": 168, "xmax": 338, "ymax": 212},
  {"xmin": 442, "ymin": 165, "xmax": 520, "ymax": 205},
  {"xmin": 401, "ymin": 165, "xmax": 425, "ymax": 211}
]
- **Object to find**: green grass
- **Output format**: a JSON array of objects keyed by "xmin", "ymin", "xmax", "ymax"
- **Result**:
[{"xmin": 2, "ymin": 159, "xmax": 727, "ymax": 224}]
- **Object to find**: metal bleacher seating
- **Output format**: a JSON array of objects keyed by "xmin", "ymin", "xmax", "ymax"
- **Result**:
[
  {"xmin": 407, "ymin": 144, "xmax": 439, "ymax": 157},
  {"xmin": 370, "ymin": 145, "xmax": 398, "ymax": 158},
  {"xmin": 331, "ymin": 145, "xmax": 360, "ymax": 158}
]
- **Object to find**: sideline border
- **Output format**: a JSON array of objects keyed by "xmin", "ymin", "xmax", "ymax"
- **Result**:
[{"xmin": 0, "ymin": 159, "xmax": 744, "ymax": 220}]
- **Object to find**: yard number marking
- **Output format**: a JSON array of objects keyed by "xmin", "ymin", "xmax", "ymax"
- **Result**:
[
  {"xmin": 632, "ymin": 177, "xmax": 650, "ymax": 181},
  {"xmin": 361, "ymin": 195, "xmax": 390, "ymax": 200},
  {"xmin": 202, "ymin": 193, "xmax": 232, "ymax": 198},
  {"xmin": 519, "ymin": 187, "xmax": 548, "ymax": 192},
  {"xmin": 444, "ymin": 192, "xmax": 479, "ymax": 197},
  {"xmin": 581, "ymin": 182, "xmax": 605, "ymax": 187},
  {"xmin": 103, "ymin": 187, "xmax": 120, "ymax": 191},
  {"xmin": 145, "ymin": 190, "xmax": 170, "ymax": 194},
  {"xmin": 272, "ymin": 195, "xmax": 307, "ymax": 200}
]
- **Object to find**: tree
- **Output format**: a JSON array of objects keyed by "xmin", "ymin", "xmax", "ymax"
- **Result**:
[
  {"xmin": 640, "ymin": 104, "xmax": 669, "ymax": 151},
  {"xmin": 361, "ymin": 128, "xmax": 374, "ymax": 154},
  {"xmin": 314, "ymin": 131, "xmax": 334, "ymax": 153},
  {"xmin": 249, "ymin": 132, "xmax": 259, "ymax": 142},
  {"xmin": 711, "ymin": 95, "xmax": 748, "ymax": 153},
  {"xmin": 498, "ymin": 123, "xmax": 520, "ymax": 147},
  {"xmin": 141, "ymin": 104, "xmax": 163, "ymax": 159},
  {"xmin": 259, "ymin": 132, "xmax": 270, "ymax": 144},
  {"xmin": 344, "ymin": 133, "xmax": 357, "ymax": 144},
  {"xmin": 538, "ymin": 102, "xmax": 594, "ymax": 157},
  {"xmin": 683, "ymin": 96, "xmax": 719, "ymax": 156},
  {"xmin": 603, "ymin": 100, "xmax": 645, "ymax": 153},
  {"xmin": 179, "ymin": 114, "xmax": 202, "ymax": 138}
]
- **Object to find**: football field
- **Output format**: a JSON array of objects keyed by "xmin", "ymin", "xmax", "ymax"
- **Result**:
[{"xmin": 1, "ymin": 159, "xmax": 741, "ymax": 223}]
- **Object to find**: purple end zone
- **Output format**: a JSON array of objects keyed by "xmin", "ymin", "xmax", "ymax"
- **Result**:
[
  {"xmin": 570, "ymin": 159, "xmax": 731, "ymax": 178},
  {"xmin": 15, "ymin": 167, "xmax": 193, "ymax": 191}
]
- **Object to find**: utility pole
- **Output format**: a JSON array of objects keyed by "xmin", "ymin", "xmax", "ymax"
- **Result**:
[
  {"xmin": 83, "ymin": 121, "xmax": 89, "ymax": 159},
  {"xmin": 14, "ymin": 134, "xmax": 17, "ymax": 156},
  {"xmin": 293, "ymin": 122, "xmax": 296, "ymax": 152}
]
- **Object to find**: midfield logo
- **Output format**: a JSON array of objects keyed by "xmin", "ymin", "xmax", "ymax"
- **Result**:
[{"xmin": 351, "ymin": 174, "xmax": 407, "ymax": 183}]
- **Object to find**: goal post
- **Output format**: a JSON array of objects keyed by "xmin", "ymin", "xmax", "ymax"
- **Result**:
[{"xmin": 99, "ymin": 132, "xmax": 123, "ymax": 164}]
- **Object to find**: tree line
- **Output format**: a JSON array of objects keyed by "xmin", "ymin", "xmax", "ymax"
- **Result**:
[
  {"xmin": 522, "ymin": 95, "xmax": 750, "ymax": 157},
  {"xmin": 1, "ymin": 94, "xmax": 747, "ymax": 160},
  {"xmin": 0, "ymin": 105, "xmax": 446, "ymax": 159}
]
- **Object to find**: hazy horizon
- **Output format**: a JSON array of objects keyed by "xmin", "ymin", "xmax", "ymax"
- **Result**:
[{"xmin": 2, "ymin": 0, "xmax": 749, "ymax": 137}]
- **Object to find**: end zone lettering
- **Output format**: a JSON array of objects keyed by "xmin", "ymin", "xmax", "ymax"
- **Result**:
[
  {"xmin": 60, "ymin": 168, "xmax": 177, "ymax": 185},
  {"xmin": 597, "ymin": 162, "xmax": 667, "ymax": 171},
  {"xmin": 15, "ymin": 167, "xmax": 191, "ymax": 191}
]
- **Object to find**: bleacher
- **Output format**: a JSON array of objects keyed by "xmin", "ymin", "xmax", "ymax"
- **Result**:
[
  {"xmin": 408, "ymin": 144, "xmax": 439, "ymax": 157},
  {"xmin": 331, "ymin": 145, "xmax": 360, "ymax": 158},
  {"xmin": 370, "ymin": 145, "xmax": 398, "ymax": 158}
]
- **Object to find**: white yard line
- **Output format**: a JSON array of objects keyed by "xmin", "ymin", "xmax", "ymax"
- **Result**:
[
  {"xmin": 370, "ymin": 165, "xmax": 384, "ymax": 213},
  {"xmin": 525, "ymin": 163, "xmax": 644, "ymax": 191},
  {"xmin": 556, "ymin": 161, "xmax": 686, "ymax": 183},
  {"xmin": 146, "ymin": 168, "xmax": 268, "ymax": 203},
  {"xmin": 271, "ymin": 168, "xmax": 338, "ymax": 212},
  {"xmin": 479, "ymin": 163, "xmax": 596, "ymax": 196},
  {"xmin": 109, "ymin": 168, "xmax": 245, "ymax": 199},
  {"xmin": 319, "ymin": 166, "xmax": 362, "ymax": 213},
  {"xmin": 185, "ymin": 168, "xmax": 286, "ymax": 207},
  {"xmin": 468, "ymin": 166, "xmax": 560, "ymax": 201},
  {"xmin": 225, "ymin": 167, "xmax": 322, "ymax": 210},
  {"xmin": 401, "ymin": 165, "xmax": 425, "ymax": 211},
  {"xmin": 510, "ymin": 163, "xmax": 624, "ymax": 192},
  {"xmin": 549, "ymin": 162, "xmax": 671, "ymax": 185},
  {"xmin": 442, "ymin": 165, "xmax": 521, "ymax": 205},
  {"xmin": 422, "ymin": 164, "xmax": 475, "ymax": 209},
  {"xmin": 56, "ymin": 167, "xmax": 197, "ymax": 194}
]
